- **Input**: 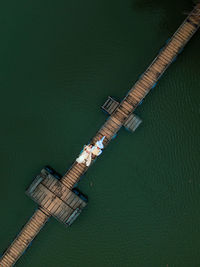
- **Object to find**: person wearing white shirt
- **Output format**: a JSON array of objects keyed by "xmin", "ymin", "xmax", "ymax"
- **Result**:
[{"xmin": 76, "ymin": 144, "xmax": 93, "ymax": 166}]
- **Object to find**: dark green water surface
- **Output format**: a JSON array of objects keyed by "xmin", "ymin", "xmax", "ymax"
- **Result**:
[{"xmin": 0, "ymin": 0, "xmax": 200, "ymax": 266}]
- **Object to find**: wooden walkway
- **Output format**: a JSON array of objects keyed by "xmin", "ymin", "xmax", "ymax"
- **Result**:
[
  {"xmin": 61, "ymin": 3, "xmax": 200, "ymax": 189},
  {"xmin": 0, "ymin": 208, "xmax": 50, "ymax": 267},
  {"xmin": 1, "ymin": 3, "xmax": 200, "ymax": 267}
]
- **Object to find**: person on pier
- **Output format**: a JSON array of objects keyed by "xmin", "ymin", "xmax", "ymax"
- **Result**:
[
  {"xmin": 91, "ymin": 136, "xmax": 105, "ymax": 156},
  {"xmin": 76, "ymin": 136, "xmax": 105, "ymax": 166},
  {"xmin": 76, "ymin": 144, "xmax": 93, "ymax": 166}
]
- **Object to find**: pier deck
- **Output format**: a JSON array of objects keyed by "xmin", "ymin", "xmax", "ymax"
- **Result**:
[{"xmin": 1, "ymin": 3, "xmax": 200, "ymax": 266}]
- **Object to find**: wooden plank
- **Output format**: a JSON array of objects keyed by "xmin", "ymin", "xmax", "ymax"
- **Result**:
[
  {"xmin": 66, "ymin": 193, "xmax": 76, "ymax": 206},
  {"xmin": 104, "ymin": 122, "xmax": 118, "ymax": 134},
  {"xmin": 36, "ymin": 209, "xmax": 49, "ymax": 221},
  {"xmin": 104, "ymin": 119, "xmax": 118, "ymax": 131},
  {"xmin": 9, "ymin": 245, "xmax": 21, "ymax": 256},
  {"xmin": 60, "ymin": 208, "xmax": 74, "ymax": 222},
  {"xmin": 159, "ymin": 53, "xmax": 172, "ymax": 64},
  {"xmin": 72, "ymin": 165, "xmax": 83, "ymax": 175},
  {"xmin": 73, "ymin": 198, "xmax": 84, "ymax": 210},
  {"xmin": 25, "ymin": 222, "xmax": 38, "ymax": 234},
  {"xmin": 63, "ymin": 179, "xmax": 74, "ymax": 189},
  {"xmin": 7, "ymin": 248, "xmax": 19, "ymax": 259},
  {"xmin": 57, "ymin": 185, "xmax": 68, "ymax": 198},
  {"xmin": 32, "ymin": 188, "xmax": 44, "ymax": 202},
  {"xmin": 47, "ymin": 200, "xmax": 61, "ymax": 214},
  {"xmin": 52, "ymin": 203, "xmax": 64, "ymax": 218},
  {"xmin": 142, "ymin": 75, "xmax": 154, "ymax": 86},
  {"xmin": 134, "ymin": 83, "xmax": 147, "ymax": 94},
  {"xmin": 101, "ymin": 125, "xmax": 114, "ymax": 136},
  {"xmin": 5, "ymin": 253, "xmax": 15, "ymax": 262},
  {"xmin": 151, "ymin": 62, "xmax": 165, "ymax": 74},
  {"xmin": 46, "ymin": 178, "xmax": 58, "ymax": 191},
  {"xmin": 134, "ymin": 79, "xmax": 149, "ymax": 91},
  {"xmin": 175, "ymin": 30, "xmax": 188, "ymax": 40},
  {"xmin": 102, "ymin": 97, "xmax": 119, "ymax": 114},
  {"xmin": 69, "ymin": 196, "xmax": 79, "ymax": 209},
  {"xmin": 121, "ymin": 100, "xmax": 134, "ymax": 111},
  {"xmin": 36, "ymin": 191, "xmax": 48, "ymax": 206},
  {"xmin": 66, "ymin": 176, "xmax": 79, "ymax": 186},
  {"xmin": 34, "ymin": 189, "xmax": 46, "ymax": 203},
  {"xmin": 18, "ymin": 234, "xmax": 30, "ymax": 246},
  {"xmin": 136, "ymin": 87, "xmax": 147, "ymax": 97},
  {"xmin": 184, "ymin": 21, "xmax": 195, "ymax": 31},
  {"xmin": 158, "ymin": 54, "xmax": 171, "ymax": 65},
  {"xmin": 142, "ymin": 72, "xmax": 156, "ymax": 83},
  {"xmin": 157, "ymin": 54, "xmax": 169, "ymax": 65},
  {"xmin": 129, "ymin": 91, "xmax": 142, "ymax": 102},
  {"xmin": 64, "ymin": 172, "xmax": 77, "ymax": 181},
  {"xmin": 74, "ymin": 164, "xmax": 86, "ymax": 173},
  {"xmin": 171, "ymin": 36, "xmax": 183, "ymax": 46},
  {"xmin": 59, "ymin": 205, "xmax": 73, "ymax": 220},
  {"xmin": 3, "ymin": 254, "xmax": 14, "ymax": 263},
  {"xmin": 133, "ymin": 89, "xmax": 145, "ymax": 98},
  {"xmin": 68, "ymin": 170, "xmax": 81, "ymax": 181},
  {"xmin": 181, "ymin": 25, "xmax": 193, "ymax": 35},
  {"xmin": 3, "ymin": 255, "xmax": 13, "ymax": 265},
  {"xmin": 62, "ymin": 179, "xmax": 76, "ymax": 189},
  {"xmin": 60, "ymin": 188, "xmax": 72, "ymax": 202},
  {"xmin": 62, "ymin": 177, "xmax": 76, "ymax": 187},
  {"xmin": 116, "ymin": 108, "xmax": 127, "ymax": 117},
  {"xmin": 55, "ymin": 203, "xmax": 70, "ymax": 219},
  {"xmin": 108, "ymin": 103, "xmax": 119, "ymax": 114},
  {"xmin": 114, "ymin": 110, "xmax": 127, "ymax": 121},
  {"xmin": 118, "ymin": 105, "xmax": 131, "ymax": 116},
  {"xmin": 110, "ymin": 116, "xmax": 122, "ymax": 126},
  {"xmin": 37, "ymin": 192, "xmax": 47, "ymax": 204},
  {"xmin": 125, "ymin": 95, "xmax": 138, "ymax": 106},
  {"xmin": 63, "ymin": 190, "xmax": 73, "ymax": 202},
  {"xmin": 55, "ymin": 208, "xmax": 67, "ymax": 221},
  {"xmin": 25, "ymin": 220, "xmax": 39, "ymax": 232},
  {"xmin": 43, "ymin": 175, "xmax": 54, "ymax": 188},
  {"xmin": 161, "ymin": 48, "xmax": 174, "ymax": 58},
  {"xmin": 68, "ymin": 168, "xmax": 81, "ymax": 178},
  {"xmin": 105, "ymin": 120, "xmax": 118, "ymax": 131},
  {"xmin": 42, "ymin": 197, "xmax": 54, "ymax": 210}
]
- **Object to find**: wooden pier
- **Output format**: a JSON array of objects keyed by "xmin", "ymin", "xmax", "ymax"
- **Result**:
[{"xmin": 1, "ymin": 3, "xmax": 200, "ymax": 266}]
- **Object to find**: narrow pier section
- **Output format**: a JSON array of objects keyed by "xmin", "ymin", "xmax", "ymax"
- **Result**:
[
  {"xmin": 1, "ymin": 3, "xmax": 200, "ymax": 267},
  {"xmin": 62, "ymin": 3, "xmax": 200, "ymax": 188},
  {"xmin": 122, "ymin": 4, "xmax": 200, "ymax": 114},
  {"xmin": 0, "ymin": 208, "xmax": 50, "ymax": 267}
]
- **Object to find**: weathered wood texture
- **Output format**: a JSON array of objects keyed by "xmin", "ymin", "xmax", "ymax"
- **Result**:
[
  {"xmin": 1, "ymin": 4, "xmax": 200, "ymax": 266},
  {"xmin": 124, "ymin": 113, "xmax": 142, "ymax": 132},
  {"xmin": 26, "ymin": 169, "xmax": 87, "ymax": 225},
  {"xmin": 102, "ymin": 96, "xmax": 142, "ymax": 132},
  {"xmin": 101, "ymin": 96, "xmax": 119, "ymax": 114}
]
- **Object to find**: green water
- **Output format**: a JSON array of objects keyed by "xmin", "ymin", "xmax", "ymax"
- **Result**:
[{"xmin": 0, "ymin": 0, "xmax": 200, "ymax": 266}]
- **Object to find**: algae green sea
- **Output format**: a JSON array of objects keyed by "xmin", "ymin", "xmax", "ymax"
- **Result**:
[{"xmin": 0, "ymin": 0, "xmax": 200, "ymax": 266}]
